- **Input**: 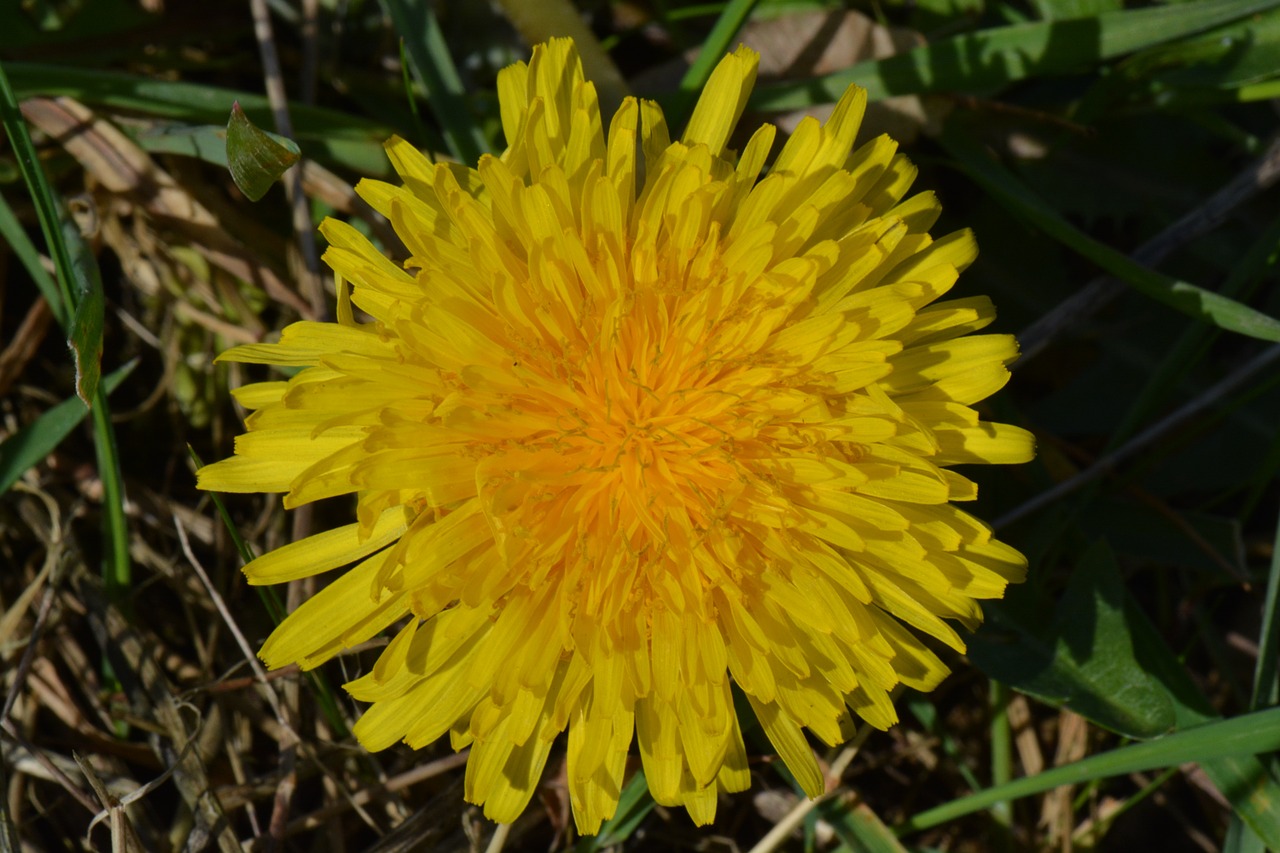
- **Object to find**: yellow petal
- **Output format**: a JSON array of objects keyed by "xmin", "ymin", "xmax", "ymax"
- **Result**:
[
  {"xmin": 682, "ymin": 45, "xmax": 758, "ymax": 157},
  {"xmin": 242, "ymin": 505, "xmax": 410, "ymax": 584},
  {"xmin": 259, "ymin": 549, "xmax": 408, "ymax": 670}
]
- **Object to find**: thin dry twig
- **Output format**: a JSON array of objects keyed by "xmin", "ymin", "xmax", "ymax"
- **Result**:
[
  {"xmin": 247, "ymin": 0, "xmax": 325, "ymax": 319},
  {"xmin": 0, "ymin": 297, "xmax": 53, "ymax": 397},
  {"xmin": 747, "ymin": 721, "xmax": 880, "ymax": 853},
  {"xmin": 996, "ymin": 343, "xmax": 1280, "ymax": 529},
  {"xmin": 76, "ymin": 752, "xmax": 145, "ymax": 853},
  {"xmin": 1016, "ymin": 133, "xmax": 1280, "ymax": 363},
  {"xmin": 282, "ymin": 751, "xmax": 469, "ymax": 836},
  {"xmin": 1, "ymin": 484, "xmax": 66, "ymax": 726},
  {"xmin": 175, "ymin": 516, "xmax": 291, "ymax": 732},
  {"xmin": 75, "ymin": 577, "xmax": 243, "ymax": 853},
  {"xmin": 175, "ymin": 514, "xmax": 300, "ymax": 851},
  {"xmin": 1, "ymin": 719, "xmax": 101, "ymax": 816}
]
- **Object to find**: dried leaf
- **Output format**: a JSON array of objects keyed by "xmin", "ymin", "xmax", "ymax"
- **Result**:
[{"xmin": 20, "ymin": 96, "xmax": 313, "ymax": 317}]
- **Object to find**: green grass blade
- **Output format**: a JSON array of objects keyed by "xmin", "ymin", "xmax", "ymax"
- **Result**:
[
  {"xmin": 4, "ymin": 62, "xmax": 394, "ymax": 176},
  {"xmin": 940, "ymin": 130, "xmax": 1280, "ymax": 343},
  {"xmin": 1101, "ymin": 214, "xmax": 1280, "ymax": 456},
  {"xmin": 0, "ymin": 59, "xmax": 77, "ymax": 321},
  {"xmin": 1, "ymin": 57, "xmax": 129, "ymax": 601},
  {"xmin": 823, "ymin": 799, "xmax": 908, "ymax": 853},
  {"xmin": 0, "ymin": 189, "xmax": 67, "ymax": 328},
  {"xmin": 192, "ymin": 446, "xmax": 347, "ymax": 737},
  {"xmin": 575, "ymin": 769, "xmax": 655, "ymax": 852},
  {"xmin": 750, "ymin": 0, "xmax": 1280, "ymax": 108},
  {"xmin": 381, "ymin": 0, "xmax": 489, "ymax": 164},
  {"xmin": 89, "ymin": 392, "xmax": 130, "ymax": 601},
  {"xmin": 1251, "ymin": 504, "xmax": 1280, "ymax": 710},
  {"xmin": 989, "ymin": 680, "xmax": 1014, "ymax": 828},
  {"xmin": 0, "ymin": 361, "xmax": 135, "ymax": 495},
  {"xmin": 967, "ymin": 533, "xmax": 1280, "ymax": 844},
  {"xmin": 130, "ymin": 123, "xmax": 229, "ymax": 166},
  {"xmin": 186, "ymin": 446, "xmax": 287, "ymax": 625},
  {"xmin": 898, "ymin": 706, "xmax": 1280, "ymax": 835},
  {"xmin": 64, "ymin": 212, "xmax": 104, "ymax": 405},
  {"xmin": 1224, "ymin": 818, "xmax": 1267, "ymax": 853},
  {"xmin": 679, "ymin": 0, "xmax": 761, "ymax": 91}
]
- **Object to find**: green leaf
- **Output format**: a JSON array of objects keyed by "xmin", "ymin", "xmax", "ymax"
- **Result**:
[
  {"xmin": 574, "ymin": 769, "xmax": 655, "ymax": 852},
  {"xmin": 823, "ymin": 799, "xmax": 909, "ymax": 853},
  {"xmin": 898, "ymin": 705, "xmax": 1280, "ymax": 835},
  {"xmin": 1030, "ymin": 0, "xmax": 1123, "ymax": 18},
  {"xmin": 380, "ymin": 0, "xmax": 488, "ymax": 164},
  {"xmin": 750, "ymin": 0, "xmax": 1280, "ymax": 108},
  {"xmin": 134, "ymin": 123, "xmax": 229, "ymax": 167},
  {"xmin": 0, "ymin": 361, "xmax": 135, "ymax": 495},
  {"xmin": 1124, "ymin": 9, "xmax": 1280, "ymax": 91},
  {"xmin": 968, "ymin": 541, "xmax": 1176, "ymax": 738},
  {"xmin": 1252, "ymin": 504, "xmax": 1280, "ymax": 710},
  {"xmin": 64, "ymin": 213, "xmax": 104, "ymax": 405},
  {"xmin": 0, "ymin": 58, "xmax": 78, "ymax": 324},
  {"xmin": 226, "ymin": 102, "xmax": 300, "ymax": 202},
  {"xmin": 0, "ymin": 188, "xmax": 67, "ymax": 327},
  {"xmin": 680, "ymin": 0, "xmax": 762, "ymax": 92},
  {"xmin": 940, "ymin": 129, "xmax": 1280, "ymax": 343},
  {"xmin": 5, "ymin": 62, "xmax": 394, "ymax": 176},
  {"xmin": 0, "ymin": 58, "xmax": 131, "ymax": 597},
  {"xmin": 971, "ymin": 540, "xmax": 1280, "ymax": 845}
]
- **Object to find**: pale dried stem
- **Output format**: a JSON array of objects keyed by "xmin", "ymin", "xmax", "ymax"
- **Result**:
[
  {"xmin": 247, "ymin": 0, "xmax": 325, "ymax": 318},
  {"xmin": 282, "ymin": 752, "xmax": 469, "ymax": 836},
  {"xmin": 174, "ymin": 516, "xmax": 294, "ymax": 737},
  {"xmin": 1, "ymin": 485, "xmax": 65, "ymax": 725},
  {"xmin": 1040, "ymin": 710, "xmax": 1089, "ymax": 850},
  {"xmin": 299, "ymin": 0, "xmax": 319, "ymax": 106},
  {"xmin": 174, "ymin": 514, "xmax": 301, "ymax": 848},
  {"xmin": 75, "ymin": 578, "xmax": 242, "ymax": 852},
  {"xmin": 748, "ymin": 720, "xmax": 879, "ymax": 853},
  {"xmin": 1, "ymin": 719, "xmax": 101, "ymax": 815},
  {"xmin": 483, "ymin": 822, "xmax": 512, "ymax": 853}
]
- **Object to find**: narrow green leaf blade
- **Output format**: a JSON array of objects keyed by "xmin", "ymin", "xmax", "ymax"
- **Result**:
[
  {"xmin": 576, "ymin": 770, "xmax": 655, "ymax": 852},
  {"xmin": 0, "ymin": 58, "xmax": 78, "ymax": 323},
  {"xmin": 381, "ymin": 0, "xmax": 488, "ymax": 164},
  {"xmin": 940, "ymin": 130, "xmax": 1280, "ymax": 343},
  {"xmin": 64, "ymin": 214, "xmax": 104, "ymax": 405},
  {"xmin": 680, "ymin": 0, "xmax": 761, "ymax": 91},
  {"xmin": 0, "ymin": 188, "xmax": 66, "ymax": 327},
  {"xmin": 135, "ymin": 123, "xmax": 229, "ymax": 167},
  {"xmin": 899, "ymin": 706, "xmax": 1280, "ymax": 835},
  {"xmin": 823, "ymin": 799, "xmax": 909, "ymax": 853},
  {"xmin": 750, "ymin": 0, "xmax": 1280, "ymax": 108},
  {"xmin": 226, "ymin": 101, "xmax": 300, "ymax": 202},
  {"xmin": 0, "ymin": 361, "xmax": 135, "ymax": 495},
  {"xmin": 971, "ymin": 539, "xmax": 1280, "ymax": 846},
  {"xmin": 7, "ymin": 62, "xmax": 392, "ymax": 175}
]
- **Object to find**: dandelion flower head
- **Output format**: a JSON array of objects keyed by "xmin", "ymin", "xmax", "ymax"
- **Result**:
[{"xmin": 198, "ymin": 39, "xmax": 1034, "ymax": 833}]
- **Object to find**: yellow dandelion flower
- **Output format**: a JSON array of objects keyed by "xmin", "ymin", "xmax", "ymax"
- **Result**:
[{"xmin": 198, "ymin": 38, "xmax": 1034, "ymax": 832}]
